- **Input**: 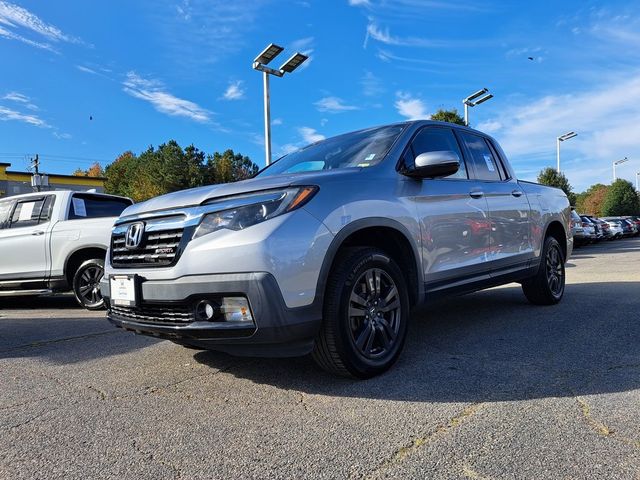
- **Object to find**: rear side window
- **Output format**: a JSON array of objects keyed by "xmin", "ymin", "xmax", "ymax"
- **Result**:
[
  {"xmin": 408, "ymin": 127, "xmax": 468, "ymax": 179},
  {"xmin": 68, "ymin": 194, "xmax": 131, "ymax": 220},
  {"xmin": 0, "ymin": 199, "xmax": 14, "ymax": 229},
  {"xmin": 458, "ymin": 132, "xmax": 503, "ymax": 181}
]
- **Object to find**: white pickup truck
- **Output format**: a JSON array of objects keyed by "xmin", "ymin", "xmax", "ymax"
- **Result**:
[{"xmin": 0, "ymin": 190, "xmax": 132, "ymax": 309}]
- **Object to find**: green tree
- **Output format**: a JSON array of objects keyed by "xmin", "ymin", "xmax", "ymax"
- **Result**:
[
  {"xmin": 601, "ymin": 179, "xmax": 640, "ymax": 216},
  {"xmin": 72, "ymin": 162, "xmax": 104, "ymax": 177},
  {"xmin": 537, "ymin": 167, "xmax": 576, "ymax": 205},
  {"xmin": 104, "ymin": 151, "xmax": 138, "ymax": 198},
  {"xmin": 430, "ymin": 108, "xmax": 465, "ymax": 126},
  {"xmin": 103, "ymin": 142, "xmax": 258, "ymax": 202},
  {"xmin": 575, "ymin": 183, "xmax": 609, "ymax": 216},
  {"xmin": 205, "ymin": 149, "xmax": 259, "ymax": 184}
]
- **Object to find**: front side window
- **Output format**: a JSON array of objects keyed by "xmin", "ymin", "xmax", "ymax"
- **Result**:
[
  {"xmin": 68, "ymin": 194, "xmax": 132, "ymax": 219},
  {"xmin": 257, "ymin": 125, "xmax": 405, "ymax": 177},
  {"xmin": 0, "ymin": 199, "xmax": 14, "ymax": 229},
  {"xmin": 407, "ymin": 127, "xmax": 468, "ymax": 179},
  {"xmin": 459, "ymin": 132, "xmax": 502, "ymax": 181},
  {"xmin": 10, "ymin": 199, "xmax": 45, "ymax": 228}
]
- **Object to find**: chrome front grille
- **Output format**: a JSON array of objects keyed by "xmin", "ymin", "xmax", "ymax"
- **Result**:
[
  {"xmin": 111, "ymin": 228, "xmax": 183, "ymax": 267},
  {"xmin": 110, "ymin": 304, "xmax": 193, "ymax": 325}
]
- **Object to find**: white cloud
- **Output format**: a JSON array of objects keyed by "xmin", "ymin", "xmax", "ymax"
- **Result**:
[
  {"xmin": 314, "ymin": 96, "xmax": 358, "ymax": 113},
  {"xmin": 123, "ymin": 71, "xmax": 211, "ymax": 123},
  {"xmin": 394, "ymin": 91, "xmax": 428, "ymax": 120},
  {"xmin": 0, "ymin": 1, "xmax": 81, "ymax": 51},
  {"xmin": 320, "ymin": 118, "xmax": 328, "ymax": 127},
  {"xmin": 76, "ymin": 65, "xmax": 97, "ymax": 75},
  {"xmin": 222, "ymin": 80, "xmax": 244, "ymax": 101},
  {"xmin": 361, "ymin": 71, "xmax": 384, "ymax": 97},
  {"xmin": 299, "ymin": 127, "xmax": 325, "ymax": 143},
  {"xmin": 272, "ymin": 118, "xmax": 283, "ymax": 126},
  {"xmin": 53, "ymin": 131, "xmax": 72, "ymax": 140},
  {"xmin": 348, "ymin": 0, "xmax": 370, "ymax": 6},
  {"xmin": 0, "ymin": 24, "xmax": 56, "ymax": 52},
  {"xmin": 2, "ymin": 91, "xmax": 38, "ymax": 111},
  {"xmin": 0, "ymin": 105, "xmax": 48, "ymax": 127},
  {"xmin": 481, "ymin": 73, "xmax": 640, "ymax": 190},
  {"xmin": 363, "ymin": 18, "xmax": 489, "ymax": 49}
]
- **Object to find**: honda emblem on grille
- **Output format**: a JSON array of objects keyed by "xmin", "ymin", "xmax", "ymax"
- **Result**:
[{"xmin": 125, "ymin": 222, "xmax": 145, "ymax": 249}]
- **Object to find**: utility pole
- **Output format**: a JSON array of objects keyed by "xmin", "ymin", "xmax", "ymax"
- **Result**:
[{"xmin": 31, "ymin": 154, "xmax": 41, "ymax": 192}]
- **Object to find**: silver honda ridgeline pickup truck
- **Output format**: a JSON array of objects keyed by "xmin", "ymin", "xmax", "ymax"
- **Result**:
[{"xmin": 102, "ymin": 121, "xmax": 572, "ymax": 378}]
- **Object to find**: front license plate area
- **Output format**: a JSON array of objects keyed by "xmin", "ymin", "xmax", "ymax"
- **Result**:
[{"xmin": 110, "ymin": 275, "xmax": 137, "ymax": 306}]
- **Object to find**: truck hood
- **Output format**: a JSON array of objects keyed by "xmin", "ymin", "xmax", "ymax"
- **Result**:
[{"xmin": 120, "ymin": 169, "xmax": 357, "ymax": 218}]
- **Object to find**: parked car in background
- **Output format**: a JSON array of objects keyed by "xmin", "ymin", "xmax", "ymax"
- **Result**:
[
  {"xmin": 579, "ymin": 216, "xmax": 597, "ymax": 243},
  {"xmin": 604, "ymin": 219, "xmax": 624, "ymax": 239},
  {"xmin": 584, "ymin": 215, "xmax": 612, "ymax": 240},
  {"xmin": 571, "ymin": 209, "xmax": 587, "ymax": 246},
  {"xmin": 101, "ymin": 120, "xmax": 572, "ymax": 378},
  {"xmin": 624, "ymin": 217, "xmax": 640, "ymax": 236},
  {"xmin": 0, "ymin": 191, "xmax": 133, "ymax": 309}
]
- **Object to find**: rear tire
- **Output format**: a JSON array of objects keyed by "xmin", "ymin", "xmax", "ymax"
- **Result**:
[
  {"xmin": 72, "ymin": 259, "xmax": 105, "ymax": 310},
  {"xmin": 521, "ymin": 236, "xmax": 565, "ymax": 305},
  {"xmin": 312, "ymin": 248, "xmax": 410, "ymax": 379}
]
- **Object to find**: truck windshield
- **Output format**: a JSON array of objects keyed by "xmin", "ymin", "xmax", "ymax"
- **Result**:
[{"xmin": 256, "ymin": 125, "xmax": 405, "ymax": 177}]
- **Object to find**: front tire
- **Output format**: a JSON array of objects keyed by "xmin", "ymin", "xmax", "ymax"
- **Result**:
[
  {"xmin": 312, "ymin": 248, "xmax": 410, "ymax": 379},
  {"xmin": 72, "ymin": 259, "xmax": 105, "ymax": 310},
  {"xmin": 521, "ymin": 236, "xmax": 565, "ymax": 305}
]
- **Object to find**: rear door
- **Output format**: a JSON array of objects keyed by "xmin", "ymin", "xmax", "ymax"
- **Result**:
[
  {"xmin": 456, "ymin": 131, "xmax": 534, "ymax": 275},
  {"xmin": 404, "ymin": 126, "xmax": 492, "ymax": 290},
  {"xmin": 0, "ymin": 195, "xmax": 55, "ymax": 281}
]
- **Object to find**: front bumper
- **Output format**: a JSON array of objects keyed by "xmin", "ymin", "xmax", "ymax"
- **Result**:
[{"xmin": 101, "ymin": 272, "xmax": 321, "ymax": 357}]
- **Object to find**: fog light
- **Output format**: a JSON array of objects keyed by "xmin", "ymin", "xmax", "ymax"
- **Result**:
[
  {"xmin": 195, "ymin": 300, "xmax": 216, "ymax": 321},
  {"xmin": 220, "ymin": 297, "xmax": 253, "ymax": 323}
]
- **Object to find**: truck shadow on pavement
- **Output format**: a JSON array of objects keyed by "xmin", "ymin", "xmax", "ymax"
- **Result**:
[
  {"xmin": 194, "ymin": 281, "xmax": 640, "ymax": 403},
  {"xmin": 0, "ymin": 296, "xmax": 160, "ymax": 362}
]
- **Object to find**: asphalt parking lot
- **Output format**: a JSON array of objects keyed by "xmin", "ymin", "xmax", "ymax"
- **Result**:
[{"xmin": 1, "ymin": 239, "xmax": 639, "ymax": 480}]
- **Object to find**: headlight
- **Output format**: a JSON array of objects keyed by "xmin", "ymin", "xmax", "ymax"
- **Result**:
[{"xmin": 193, "ymin": 186, "xmax": 318, "ymax": 239}]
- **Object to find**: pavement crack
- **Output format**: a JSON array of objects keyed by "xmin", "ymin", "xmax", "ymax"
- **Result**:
[
  {"xmin": 132, "ymin": 439, "xmax": 183, "ymax": 479},
  {"xmin": 573, "ymin": 395, "xmax": 640, "ymax": 450},
  {"xmin": 6, "ymin": 405, "xmax": 61, "ymax": 431},
  {"xmin": 0, "ymin": 330, "xmax": 120, "ymax": 354},
  {"xmin": 358, "ymin": 402, "xmax": 484, "ymax": 479},
  {"xmin": 87, "ymin": 385, "xmax": 107, "ymax": 401},
  {"xmin": 462, "ymin": 464, "xmax": 492, "ymax": 480}
]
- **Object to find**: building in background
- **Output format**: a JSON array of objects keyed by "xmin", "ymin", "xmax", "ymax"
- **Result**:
[{"xmin": 0, "ymin": 162, "xmax": 105, "ymax": 198}]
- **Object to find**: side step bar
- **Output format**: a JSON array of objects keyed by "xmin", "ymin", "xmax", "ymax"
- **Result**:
[{"xmin": 0, "ymin": 289, "xmax": 53, "ymax": 297}]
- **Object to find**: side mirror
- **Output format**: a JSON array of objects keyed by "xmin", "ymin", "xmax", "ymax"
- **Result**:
[{"xmin": 406, "ymin": 150, "xmax": 460, "ymax": 178}]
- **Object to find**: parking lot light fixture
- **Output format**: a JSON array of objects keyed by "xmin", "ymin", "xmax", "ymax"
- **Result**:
[
  {"xmin": 556, "ymin": 131, "xmax": 577, "ymax": 173},
  {"xmin": 636, "ymin": 172, "xmax": 640, "ymax": 191},
  {"xmin": 613, "ymin": 157, "xmax": 628, "ymax": 182},
  {"xmin": 463, "ymin": 88, "xmax": 493, "ymax": 126},
  {"xmin": 253, "ymin": 44, "xmax": 308, "ymax": 166}
]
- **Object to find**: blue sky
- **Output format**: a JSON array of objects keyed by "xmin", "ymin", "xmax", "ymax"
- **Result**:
[{"xmin": 1, "ymin": 0, "xmax": 640, "ymax": 191}]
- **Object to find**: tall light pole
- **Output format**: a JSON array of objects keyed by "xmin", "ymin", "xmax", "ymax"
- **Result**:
[
  {"xmin": 613, "ymin": 157, "xmax": 628, "ymax": 182},
  {"xmin": 463, "ymin": 88, "xmax": 493, "ymax": 126},
  {"xmin": 252, "ymin": 43, "xmax": 308, "ymax": 165},
  {"xmin": 636, "ymin": 171, "xmax": 640, "ymax": 191},
  {"xmin": 556, "ymin": 131, "xmax": 577, "ymax": 173}
]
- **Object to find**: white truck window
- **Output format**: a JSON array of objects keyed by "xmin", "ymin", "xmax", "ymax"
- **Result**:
[
  {"xmin": 0, "ymin": 199, "xmax": 14, "ymax": 229},
  {"xmin": 68, "ymin": 194, "xmax": 132, "ymax": 220},
  {"xmin": 10, "ymin": 199, "xmax": 45, "ymax": 228}
]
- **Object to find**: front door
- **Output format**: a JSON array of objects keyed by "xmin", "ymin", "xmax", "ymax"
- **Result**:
[
  {"xmin": 0, "ymin": 196, "xmax": 53, "ymax": 282},
  {"xmin": 403, "ymin": 126, "xmax": 492, "ymax": 291}
]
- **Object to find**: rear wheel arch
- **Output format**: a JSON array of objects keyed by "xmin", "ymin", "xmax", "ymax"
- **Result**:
[{"xmin": 544, "ymin": 220, "xmax": 567, "ymax": 261}]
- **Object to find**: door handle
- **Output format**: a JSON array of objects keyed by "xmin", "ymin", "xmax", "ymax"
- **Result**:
[
  {"xmin": 31, "ymin": 230, "xmax": 44, "ymax": 236},
  {"xmin": 469, "ymin": 190, "xmax": 484, "ymax": 199},
  {"xmin": 511, "ymin": 190, "xmax": 524, "ymax": 197}
]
